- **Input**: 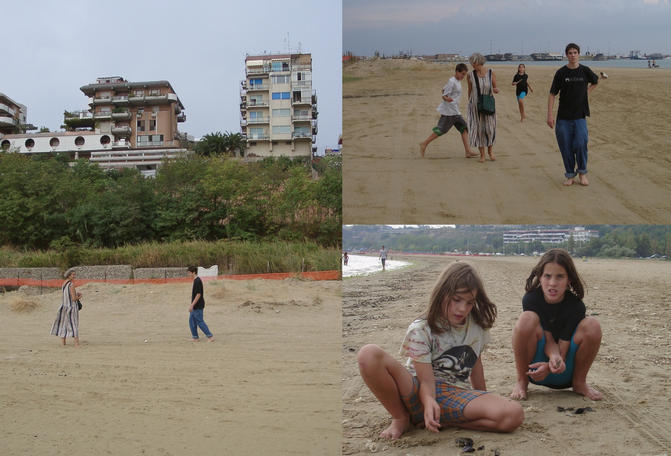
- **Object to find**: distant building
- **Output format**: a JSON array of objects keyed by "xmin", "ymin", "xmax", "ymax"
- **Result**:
[
  {"xmin": 0, "ymin": 93, "xmax": 27, "ymax": 136},
  {"xmin": 503, "ymin": 227, "xmax": 599, "ymax": 244},
  {"xmin": 0, "ymin": 76, "xmax": 189, "ymax": 177},
  {"xmin": 240, "ymin": 53, "xmax": 318, "ymax": 158}
]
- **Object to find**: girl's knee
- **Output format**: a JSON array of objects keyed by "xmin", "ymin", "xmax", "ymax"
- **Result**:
[
  {"xmin": 496, "ymin": 401, "xmax": 524, "ymax": 432},
  {"xmin": 577, "ymin": 317, "xmax": 602, "ymax": 341},
  {"xmin": 357, "ymin": 344, "xmax": 384, "ymax": 368},
  {"xmin": 514, "ymin": 311, "xmax": 540, "ymax": 334}
]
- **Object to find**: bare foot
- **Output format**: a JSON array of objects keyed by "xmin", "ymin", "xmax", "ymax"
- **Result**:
[
  {"xmin": 573, "ymin": 383, "xmax": 602, "ymax": 400},
  {"xmin": 478, "ymin": 156, "xmax": 485, "ymax": 163},
  {"xmin": 578, "ymin": 174, "xmax": 589, "ymax": 186},
  {"xmin": 207, "ymin": 336, "xmax": 215, "ymax": 342},
  {"xmin": 563, "ymin": 178, "xmax": 574, "ymax": 186},
  {"xmin": 419, "ymin": 143, "xmax": 427, "ymax": 158},
  {"xmin": 380, "ymin": 417, "xmax": 411, "ymax": 440},
  {"xmin": 488, "ymin": 153, "xmax": 496, "ymax": 161},
  {"xmin": 465, "ymin": 151, "xmax": 479, "ymax": 158},
  {"xmin": 510, "ymin": 381, "xmax": 528, "ymax": 400}
]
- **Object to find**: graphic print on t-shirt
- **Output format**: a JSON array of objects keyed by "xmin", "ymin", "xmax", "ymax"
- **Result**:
[{"xmin": 432, "ymin": 345, "xmax": 478, "ymax": 384}]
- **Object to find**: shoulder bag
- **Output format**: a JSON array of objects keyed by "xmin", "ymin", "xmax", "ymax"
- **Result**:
[{"xmin": 474, "ymin": 69, "xmax": 496, "ymax": 115}]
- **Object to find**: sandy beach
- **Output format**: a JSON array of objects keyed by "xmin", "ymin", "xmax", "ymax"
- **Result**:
[
  {"xmin": 343, "ymin": 59, "xmax": 671, "ymax": 224},
  {"xmin": 0, "ymin": 277, "xmax": 341, "ymax": 455},
  {"xmin": 342, "ymin": 254, "xmax": 671, "ymax": 455}
]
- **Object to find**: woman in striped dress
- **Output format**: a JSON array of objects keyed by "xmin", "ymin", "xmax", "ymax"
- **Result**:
[
  {"xmin": 466, "ymin": 53, "xmax": 499, "ymax": 162},
  {"xmin": 50, "ymin": 268, "xmax": 82, "ymax": 347}
]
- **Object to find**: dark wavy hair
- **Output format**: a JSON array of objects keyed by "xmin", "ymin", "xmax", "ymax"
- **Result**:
[
  {"xmin": 525, "ymin": 249, "xmax": 585, "ymax": 299},
  {"xmin": 425, "ymin": 262, "xmax": 497, "ymax": 333}
]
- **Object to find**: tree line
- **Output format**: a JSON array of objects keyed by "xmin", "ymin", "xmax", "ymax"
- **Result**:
[
  {"xmin": 0, "ymin": 153, "xmax": 341, "ymax": 251},
  {"xmin": 343, "ymin": 225, "xmax": 671, "ymax": 259}
]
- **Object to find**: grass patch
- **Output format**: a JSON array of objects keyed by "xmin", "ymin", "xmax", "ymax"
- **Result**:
[
  {"xmin": 343, "ymin": 75, "xmax": 365, "ymax": 83},
  {"xmin": 10, "ymin": 297, "xmax": 40, "ymax": 313},
  {"xmin": 0, "ymin": 240, "xmax": 341, "ymax": 274}
]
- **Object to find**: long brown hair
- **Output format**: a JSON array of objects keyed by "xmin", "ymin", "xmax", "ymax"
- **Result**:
[
  {"xmin": 425, "ymin": 262, "xmax": 497, "ymax": 333},
  {"xmin": 525, "ymin": 249, "xmax": 585, "ymax": 299}
]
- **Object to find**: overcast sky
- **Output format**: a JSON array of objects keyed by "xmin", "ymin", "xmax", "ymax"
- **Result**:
[
  {"xmin": 3, "ymin": 0, "xmax": 342, "ymax": 152},
  {"xmin": 344, "ymin": 0, "xmax": 671, "ymax": 57}
]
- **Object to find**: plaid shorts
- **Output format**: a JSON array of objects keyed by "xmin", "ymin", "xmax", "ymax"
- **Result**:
[{"xmin": 401, "ymin": 376, "xmax": 487, "ymax": 425}]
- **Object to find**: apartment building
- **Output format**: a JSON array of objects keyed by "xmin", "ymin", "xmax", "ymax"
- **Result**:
[
  {"xmin": 1, "ymin": 77, "xmax": 189, "ymax": 176},
  {"xmin": 503, "ymin": 227, "xmax": 599, "ymax": 244},
  {"xmin": 240, "ymin": 53, "xmax": 318, "ymax": 157},
  {"xmin": 0, "ymin": 93, "xmax": 27, "ymax": 136}
]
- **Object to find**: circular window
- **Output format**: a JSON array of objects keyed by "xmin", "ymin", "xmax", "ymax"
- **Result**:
[
  {"xmin": 25, "ymin": 138, "xmax": 35, "ymax": 148},
  {"xmin": 1, "ymin": 139, "xmax": 10, "ymax": 150},
  {"xmin": 75, "ymin": 136, "xmax": 85, "ymax": 146},
  {"xmin": 100, "ymin": 135, "xmax": 111, "ymax": 145},
  {"xmin": 50, "ymin": 137, "xmax": 60, "ymax": 148}
]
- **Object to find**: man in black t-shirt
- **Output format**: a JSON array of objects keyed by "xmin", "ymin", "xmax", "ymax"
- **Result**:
[
  {"xmin": 187, "ymin": 266, "xmax": 214, "ymax": 342},
  {"xmin": 547, "ymin": 43, "xmax": 599, "ymax": 187}
]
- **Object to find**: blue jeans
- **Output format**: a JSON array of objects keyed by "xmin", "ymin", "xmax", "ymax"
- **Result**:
[
  {"xmin": 555, "ymin": 118, "xmax": 588, "ymax": 178},
  {"xmin": 189, "ymin": 308, "xmax": 213, "ymax": 339}
]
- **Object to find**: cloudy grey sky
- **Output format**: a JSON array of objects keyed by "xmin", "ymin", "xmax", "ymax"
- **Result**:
[
  {"xmin": 3, "ymin": 0, "xmax": 342, "ymax": 152},
  {"xmin": 344, "ymin": 0, "xmax": 671, "ymax": 57}
]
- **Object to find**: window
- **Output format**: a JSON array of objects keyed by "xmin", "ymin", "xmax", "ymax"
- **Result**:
[
  {"xmin": 249, "ymin": 95, "xmax": 264, "ymax": 105},
  {"xmin": 149, "ymin": 89, "xmax": 160, "ymax": 96},
  {"xmin": 137, "ymin": 109, "xmax": 144, "ymax": 117},
  {"xmin": 250, "ymin": 78, "xmax": 264, "ymax": 87},
  {"xmin": 272, "ymin": 92, "xmax": 290, "ymax": 100},
  {"xmin": 137, "ymin": 120, "xmax": 145, "ymax": 132},
  {"xmin": 272, "ymin": 109, "xmax": 290, "ymax": 117},
  {"xmin": 294, "ymin": 109, "xmax": 309, "ymax": 117},
  {"xmin": 272, "ymin": 125, "xmax": 290, "ymax": 134},
  {"xmin": 134, "ymin": 90, "xmax": 144, "ymax": 97},
  {"xmin": 75, "ymin": 136, "xmax": 85, "ymax": 146},
  {"xmin": 271, "ymin": 75, "xmax": 290, "ymax": 84},
  {"xmin": 249, "ymin": 111, "xmax": 265, "ymax": 120},
  {"xmin": 294, "ymin": 126, "xmax": 310, "ymax": 137},
  {"xmin": 149, "ymin": 119, "xmax": 156, "ymax": 131},
  {"xmin": 250, "ymin": 127, "xmax": 265, "ymax": 139},
  {"xmin": 272, "ymin": 61, "xmax": 290, "ymax": 72}
]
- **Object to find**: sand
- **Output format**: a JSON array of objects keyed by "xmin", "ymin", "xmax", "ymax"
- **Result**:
[
  {"xmin": 0, "ymin": 278, "xmax": 341, "ymax": 455},
  {"xmin": 342, "ymin": 254, "xmax": 671, "ymax": 455},
  {"xmin": 343, "ymin": 59, "xmax": 671, "ymax": 224}
]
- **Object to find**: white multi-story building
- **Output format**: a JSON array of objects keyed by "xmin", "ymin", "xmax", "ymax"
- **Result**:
[
  {"xmin": 240, "ymin": 53, "xmax": 317, "ymax": 158},
  {"xmin": 503, "ymin": 226, "xmax": 599, "ymax": 244},
  {"xmin": 0, "ymin": 93, "xmax": 27, "ymax": 136}
]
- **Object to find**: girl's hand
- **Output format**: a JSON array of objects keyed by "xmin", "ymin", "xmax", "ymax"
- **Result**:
[
  {"xmin": 527, "ymin": 361, "xmax": 550, "ymax": 382},
  {"xmin": 493, "ymin": 88, "xmax": 500, "ymax": 94},
  {"xmin": 422, "ymin": 398, "xmax": 442, "ymax": 433},
  {"xmin": 548, "ymin": 354, "xmax": 566, "ymax": 374}
]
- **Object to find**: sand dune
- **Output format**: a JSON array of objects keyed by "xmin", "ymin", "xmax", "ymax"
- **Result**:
[
  {"xmin": 0, "ymin": 278, "xmax": 341, "ymax": 455},
  {"xmin": 343, "ymin": 59, "xmax": 671, "ymax": 224},
  {"xmin": 342, "ymin": 254, "xmax": 671, "ymax": 455}
]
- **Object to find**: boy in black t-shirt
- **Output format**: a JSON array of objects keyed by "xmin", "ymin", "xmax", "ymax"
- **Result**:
[
  {"xmin": 547, "ymin": 43, "xmax": 599, "ymax": 187},
  {"xmin": 511, "ymin": 249, "xmax": 602, "ymax": 401},
  {"xmin": 187, "ymin": 266, "xmax": 214, "ymax": 342}
]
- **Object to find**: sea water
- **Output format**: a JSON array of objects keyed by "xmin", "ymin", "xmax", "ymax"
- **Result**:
[{"xmin": 342, "ymin": 254, "xmax": 410, "ymax": 278}]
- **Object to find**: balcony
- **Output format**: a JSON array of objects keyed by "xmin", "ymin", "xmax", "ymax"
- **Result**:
[
  {"xmin": 0, "ymin": 116, "xmax": 16, "ymax": 126},
  {"xmin": 292, "ymin": 80, "xmax": 311, "ymax": 89},
  {"xmin": 246, "ymin": 66, "xmax": 270, "ymax": 75},
  {"xmin": 111, "ymin": 126, "xmax": 132, "ymax": 137},
  {"xmin": 94, "ymin": 112, "xmax": 113, "ymax": 120},
  {"xmin": 90, "ymin": 96, "xmax": 113, "ymax": 106},
  {"xmin": 293, "ymin": 115, "xmax": 311, "ymax": 122},
  {"xmin": 240, "ymin": 119, "xmax": 248, "ymax": 127},
  {"xmin": 247, "ymin": 100, "xmax": 269, "ymax": 108},
  {"xmin": 112, "ymin": 139, "xmax": 131, "ymax": 149},
  {"xmin": 112, "ymin": 95, "xmax": 129, "ymax": 104},
  {"xmin": 247, "ymin": 134, "xmax": 270, "ymax": 141},
  {"xmin": 292, "ymin": 98, "xmax": 311, "ymax": 106},
  {"xmin": 111, "ymin": 110, "xmax": 131, "ymax": 120},
  {"xmin": 246, "ymin": 83, "xmax": 269, "ymax": 92},
  {"xmin": 177, "ymin": 113, "xmax": 186, "ymax": 122},
  {"xmin": 247, "ymin": 117, "xmax": 269, "ymax": 125},
  {"xmin": 0, "ymin": 103, "xmax": 16, "ymax": 116},
  {"xmin": 293, "ymin": 131, "xmax": 312, "ymax": 140}
]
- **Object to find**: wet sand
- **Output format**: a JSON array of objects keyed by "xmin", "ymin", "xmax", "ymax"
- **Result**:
[
  {"xmin": 0, "ymin": 278, "xmax": 341, "ymax": 455},
  {"xmin": 343, "ymin": 59, "xmax": 671, "ymax": 224},
  {"xmin": 342, "ymin": 254, "xmax": 671, "ymax": 455}
]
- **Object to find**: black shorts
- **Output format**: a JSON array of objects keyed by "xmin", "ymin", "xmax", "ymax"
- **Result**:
[{"xmin": 433, "ymin": 115, "xmax": 467, "ymax": 136}]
